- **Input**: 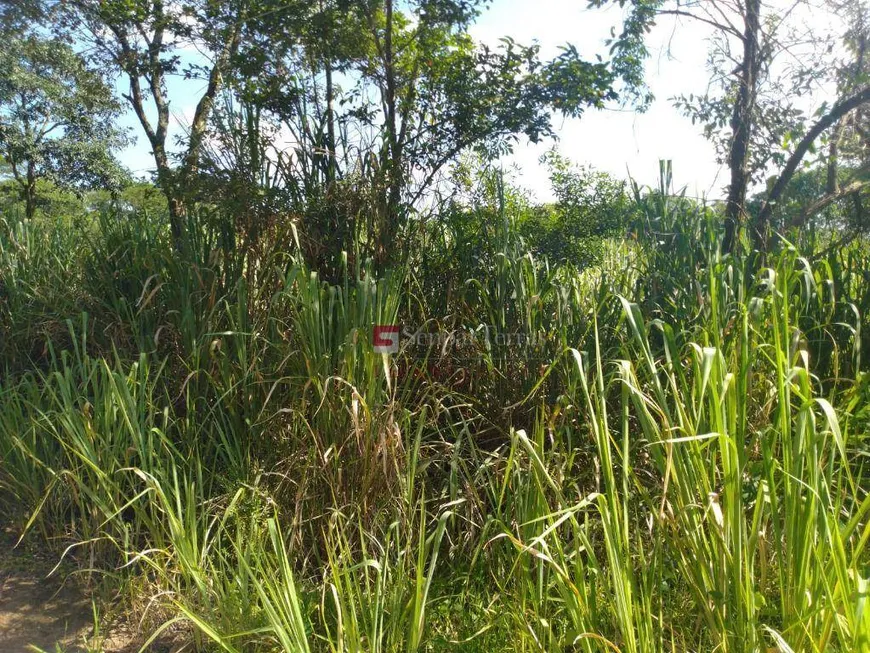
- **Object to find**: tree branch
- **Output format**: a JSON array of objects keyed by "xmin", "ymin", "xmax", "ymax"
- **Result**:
[
  {"xmin": 759, "ymin": 86, "xmax": 870, "ymax": 228},
  {"xmin": 657, "ymin": 9, "xmax": 744, "ymax": 40},
  {"xmin": 794, "ymin": 176, "xmax": 870, "ymax": 227},
  {"xmin": 182, "ymin": 13, "xmax": 244, "ymax": 176}
]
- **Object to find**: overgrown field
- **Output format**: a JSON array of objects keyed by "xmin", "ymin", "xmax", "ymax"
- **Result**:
[{"xmin": 1, "ymin": 175, "xmax": 869, "ymax": 652}]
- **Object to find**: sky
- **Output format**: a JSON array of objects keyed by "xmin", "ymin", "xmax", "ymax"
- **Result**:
[
  {"xmin": 469, "ymin": 0, "xmax": 724, "ymax": 201},
  {"xmin": 113, "ymin": 1, "xmax": 759, "ymax": 203}
]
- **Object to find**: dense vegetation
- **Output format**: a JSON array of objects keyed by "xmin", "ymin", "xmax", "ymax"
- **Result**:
[
  {"xmin": 2, "ymin": 164, "xmax": 869, "ymax": 651},
  {"xmin": 2, "ymin": 0, "xmax": 870, "ymax": 651}
]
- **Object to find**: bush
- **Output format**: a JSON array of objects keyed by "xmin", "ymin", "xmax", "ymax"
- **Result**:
[{"xmin": 518, "ymin": 151, "xmax": 635, "ymax": 266}]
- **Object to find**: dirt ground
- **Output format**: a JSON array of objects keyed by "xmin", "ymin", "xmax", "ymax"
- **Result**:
[
  {"xmin": 0, "ymin": 529, "xmax": 174, "ymax": 652},
  {"xmin": 0, "ymin": 526, "xmax": 94, "ymax": 652},
  {"xmin": 0, "ymin": 570, "xmax": 92, "ymax": 651}
]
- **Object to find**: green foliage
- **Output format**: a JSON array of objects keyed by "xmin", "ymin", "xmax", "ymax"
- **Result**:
[
  {"xmin": 748, "ymin": 165, "xmax": 870, "ymax": 236},
  {"xmin": 3, "ymin": 160, "xmax": 869, "ymax": 651},
  {"xmin": 0, "ymin": 177, "xmax": 83, "ymax": 219},
  {"xmin": 87, "ymin": 182, "xmax": 169, "ymax": 218},
  {"xmin": 587, "ymin": 0, "xmax": 659, "ymax": 107},
  {"xmin": 0, "ymin": 33, "xmax": 128, "ymax": 217},
  {"xmin": 178, "ymin": 0, "xmax": 649, "ymax": 270},
  {"xmin": 2, "ymin": 1, "xmax": 870, "ymax": 648},
  {"xmin": 418, "ymin": 155, "xmax": 634, "ymax": 318},
  {"xmin": 518, "ymin": 152, "xmax": 635, "ymax": 266}
]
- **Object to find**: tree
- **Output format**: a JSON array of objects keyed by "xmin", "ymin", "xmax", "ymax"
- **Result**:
[
  {"xmin": 358, "ymin": 1, "xmax": 621, "ymax": 267},
  {"xmin": 765, "ymin": 0, "xmax": 870, "ymax": 237},
  {"xmin": 591, "ymin": 0, "xmax": 767, "ymax": 251},
  {"xmin": 725, "ymin": 0, "xmax": 760, "ymax": 253},
  {"xmin": 666, "ymin": 0, "xmax": 811, "ymax": 251},
  {"xmin": 231, "ymin": 0, "xmax": 649, "ymax": 271},
  {"xmin": 0, "ymin": 33, "xmax": 127, "ymax": 219},
  {"xmin": 603, "ymin": 0, "xmax": 870, "ymax": 252},
  {"xmin": 758, "ymin": 86, "xmax": 870, "ymax": 235},
  {"xmin": 52, "ymin": 0, "xmax": 252, "ymax": 246},
  {"xmin": 519, "ymin": 151, "xmax": 634, "ymax": 266}
]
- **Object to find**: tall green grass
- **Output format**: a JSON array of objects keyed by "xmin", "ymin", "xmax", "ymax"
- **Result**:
[{"xmin": 1, "ymin": 173, "xmax": 869, "ymax": 651}]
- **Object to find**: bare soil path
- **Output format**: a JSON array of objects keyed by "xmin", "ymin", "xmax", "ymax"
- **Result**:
[
  {"xmin": 0, "ymin": 529, "xmax": 174, "ymax": 652},
  {"xmin": 0, "ymin": 570, "xmax": 92, "ymax": 651},
  {"xmin": 0, "ymin": 528, "xmax": 93, "ymax": 652}
]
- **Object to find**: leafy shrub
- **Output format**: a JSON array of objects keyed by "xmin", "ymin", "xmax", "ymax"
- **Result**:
[{"xmin": 518, "ymin": 150, "xmax": 635, "ymax": 266}]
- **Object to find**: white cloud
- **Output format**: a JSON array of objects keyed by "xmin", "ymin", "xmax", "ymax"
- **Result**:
[{"xmin": 470, "ymin": 0, "xmax": 724, "ymax": 200}]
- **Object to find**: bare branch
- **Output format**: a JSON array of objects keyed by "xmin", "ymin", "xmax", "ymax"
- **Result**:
[{"xmin": 658, "ymin": 8, "xmax": 744, "ymax": 39}]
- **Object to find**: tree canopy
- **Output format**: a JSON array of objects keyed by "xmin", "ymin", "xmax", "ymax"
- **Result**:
[{"xmin": 0, "ymin": 32, "xmax": 128, "ymax": 218}]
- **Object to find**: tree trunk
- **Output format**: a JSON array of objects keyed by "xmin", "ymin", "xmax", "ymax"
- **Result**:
[
  {"xmin": 795, "ymin": 176, "xmax": 870, "ymax": 227},
  {"xmin": 24, "ymin": 162, "xmax": 36, "ymax": 220},
  {"xmin": 7, "ymin": 157, "xmax": 35, "ymax": 220},
  {"xmin": 853, "ymin": 189, "xmax": 865, "ymax": 227},
  {"xmin": 23, "ymin": 187, "xmax": 36, "ymax": 220},
  {"xmin": 180, "ymin": 15, "xmax": 242, "ymax": 200},
  {"xmin": 325, "ymin": 61, "xmax": 336, "ymax": 186},
  {"xmin": 723, "ymin": 0, "xmax": 761, "ymax": 254},
  {"xmin": 167, "ymin": 196, "xmax": 185, "ymax": 248},
  {"xmin": 377, "ymin": 0, "xmax": 403, "ymax": 271},
  {"xmin": 151, "ymin": 144, "xmax": 185, "ymax": 250},
  {"xmin": 826, "ymin": 120, "xmax": 842, "ymax": 195},
  {"xmin": 112, "ymin": 4, "xmax": 241, "ymax": 254}
]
